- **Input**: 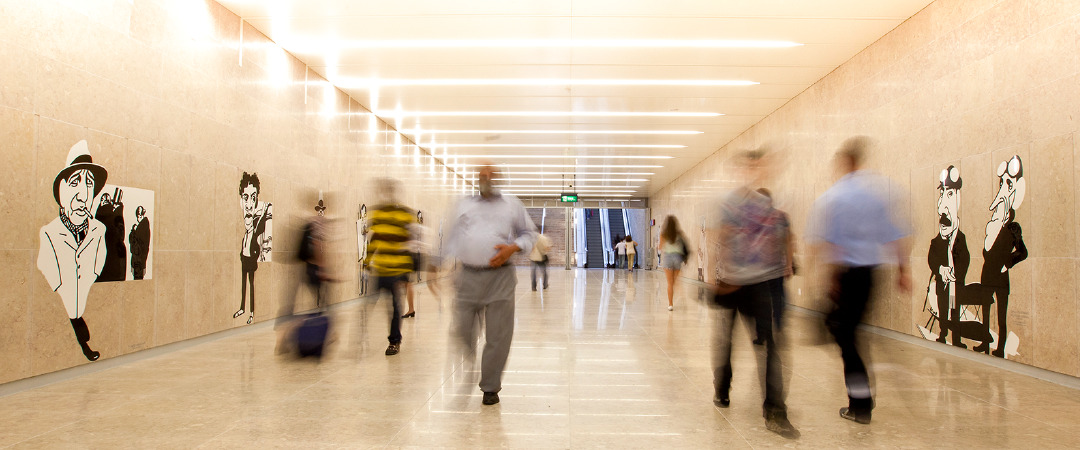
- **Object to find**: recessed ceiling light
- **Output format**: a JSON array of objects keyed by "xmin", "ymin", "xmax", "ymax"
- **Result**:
[
  {"xmin": 452, "ymin": 164, "xmax": 662, "ymax": 168},
  {"xmin": 438, "ymin": 144, "xmax": 684, "ymax": 148},
  {"xmin": 464, "ymin": 171, "xmax": 656, "ymax": 175},
  {"xmin": 338, "ymin": 79, "xmax": 758, "ymax": 88},
  {"xmin": 370, "ymin": 111, "xmax": 722, "ymax": 118},
  {"xmin": 290, "ymin": 39, "xmax": 803, "ymax": 49},
  {"xmin": 494, "ymin": 185, "xmax": 641, "ymax": 189},
  {"xmin": 433, "ymin": 155, "xmax": 672, "ymax": 159},
  {"xmin": 405, "ymin": 130, "xmax": 703, "ymax": 135}
]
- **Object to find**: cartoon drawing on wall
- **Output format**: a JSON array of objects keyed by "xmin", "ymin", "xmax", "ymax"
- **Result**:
[
  {"xmin": 129, "ymin": 205, "xmax": 152, "ymax": 280},
  {"xmin": 36, "ymin": 141, "xmax": 108, "ymax": 361},
  {"xmin": 235, "ymin": 172, "xmax": 272, "ymax": 324},
  {"xmin": 95, "ymin": 188, "xmax": 127, "ymax": 282},
  {"xmin": 697, "ymin": 217, "xmax": 706, "ymax": 282},
  {"xmin": 357, "ymin": 203, "xmax": 369, "ymax": 295},
  {"xmin": 414, "ymin": 210, "xmax": 424, "ymax": 282},
  {"xmin": 917, "ymin": 159, "xmax": 1026, "ymax": 359},
  {"xmin": 983, "ymin": 156, "xmax": 1027, "ymax": 358}
]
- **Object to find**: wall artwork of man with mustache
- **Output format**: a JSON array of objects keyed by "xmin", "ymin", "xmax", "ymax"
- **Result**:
[
  {"xmin": 235, "ymin": 172, "xmax": 272, "ymax": 325},
  {"xmin": 37, "ymin": 141, "xmax": 109, "ymax": 361},
  {"xmin": 918, "ymin": 157, "xmax": 1027, "ymax": 359},
  {"xmin": 924, "ymin": 166, "xmax": 970, "ymax": 348}
]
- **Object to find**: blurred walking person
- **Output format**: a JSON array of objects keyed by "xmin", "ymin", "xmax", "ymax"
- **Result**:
[
  {"xmin": 614, "ymin": 237, "xmax": 626, "ymax": 269},
  {"xmin": 444, "ymin": 165, "xmax": 537, "ymax": 405},
  {"xmin": 364, "ymin": 179, "xmax": 416, "ymax": 356},
  {"xmin": 531, "ymin": 233, "xmax": 551, "ymax": 291},
  {"xmin": 752, "ymin": 188, "xmax": 795, "ymax": 345},
  {"xmin": 624, "ymin": 235, "xmax": 638, "ymax": 272},
  {"xmin": 660, "ymin": 216, "xmax": 689, "ymax": 311},
  {"xmin": 807, "ymin": 136, "xmax": 911, "ymax": 425},
  {"xmin": 712, "ymin": 150, "xmax": 799, "ymax": 439}
]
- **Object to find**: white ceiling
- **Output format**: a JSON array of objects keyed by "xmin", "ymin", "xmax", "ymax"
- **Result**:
[{"xmin": 217, "ymin": 0, "xmax": 934, "ymax": 198}]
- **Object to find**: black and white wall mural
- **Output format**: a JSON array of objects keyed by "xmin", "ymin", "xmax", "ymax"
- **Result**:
[
  {"xmin": 918, "ymin": 157, "xmax": 1026, "ymax": 359},
  {"xmin": 36, "ymin": 141, "xmax": 155, "ymax": 361},
  {"xmin": 94, "ymin": 186, "xmax": 154, "ymax": 282},
  {"xmin": 357, "ymin": 203, "xmax": 369, "ymax": 295},
  {"xmin": 235, "ymin": 172, "xmax": 272, "ymax": 325}
]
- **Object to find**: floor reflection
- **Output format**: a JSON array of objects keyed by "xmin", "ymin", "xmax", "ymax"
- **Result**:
[{"xmin": 0, "ymin": 268, "xmax": 1077, "ymax": 449}]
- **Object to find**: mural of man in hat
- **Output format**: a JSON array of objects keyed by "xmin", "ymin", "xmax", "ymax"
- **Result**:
[{"xmin": 37, "ymin": 140, "xmax": 109, "ymax": 361}]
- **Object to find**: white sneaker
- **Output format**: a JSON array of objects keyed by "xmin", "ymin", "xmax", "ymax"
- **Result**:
[{"xmin": 668, "ymin": 305, "xmax": 673, "ymax": 311}]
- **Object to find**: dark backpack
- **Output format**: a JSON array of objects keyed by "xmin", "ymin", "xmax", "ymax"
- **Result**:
[{"xmin": 297, "ymin": 222, "xmax": 316, "ymax": 262}]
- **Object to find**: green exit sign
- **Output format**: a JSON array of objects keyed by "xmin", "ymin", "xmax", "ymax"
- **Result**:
[{"xmin": 560, "ymin": 193, "xmax": 578, "ymax": 202}]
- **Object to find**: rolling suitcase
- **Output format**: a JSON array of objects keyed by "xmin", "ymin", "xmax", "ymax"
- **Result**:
[{"xmin": 295, "ymin": 313, "xmax": 330, "ymax": 358}]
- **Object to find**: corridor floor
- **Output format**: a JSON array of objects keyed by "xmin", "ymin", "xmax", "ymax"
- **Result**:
[{"xmin": 1, "ymin": 268, "xmax": 1078, "ymax": 449}]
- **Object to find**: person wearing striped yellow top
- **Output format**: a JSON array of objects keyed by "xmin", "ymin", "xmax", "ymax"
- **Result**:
[{"xmin": 364, "ymin": 179, "xmax": 415, "ymax": 356}]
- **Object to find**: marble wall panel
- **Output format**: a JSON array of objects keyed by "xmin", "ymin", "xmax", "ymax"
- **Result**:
[{"xmin": 0, "ymin": 250, "xmax": 32, "ymax": 384}]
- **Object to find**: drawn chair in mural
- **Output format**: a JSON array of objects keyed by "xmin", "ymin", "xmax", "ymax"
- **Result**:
[{"xmin": 919, "ymin": 276, "xmax": 995, "ymax": 354}]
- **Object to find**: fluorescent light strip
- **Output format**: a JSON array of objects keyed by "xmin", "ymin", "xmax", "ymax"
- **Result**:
[
  {"xmin": 371, "ymin": 111, "xmax": 721, "ymax": 118},
  {"xmin": 440, "ymin": 144, "xmax": 683, "ymax": 148},
  {"xmin": 437, "ymin": 155, "xmax": 672, "ymax": 160},
  {"xmin": 494, "ymin": 185, "xmax": 641, "ymax": 189},
  {"xmin": 511, "ymin": 194, "xmax": 634, "ymax": 198},
  {"xmin": 295, "ymin": 39, "xmax": 802, "ymax": 49},
  {"xmin": 407, "ymin": 130, "xmax": 703, "ymax": 135},
  {"xmin": 484, "ymin": 177, "xmax": 650, "ymax": 182},
  {"xmin": 464, "ymin": 171, "xmax": 655, "ymax": 175},
  {"xmin": 453, "ymin": 164, "xmax": 662, "ymax": 168},
  {"xmin": 339, "ymin": 79, "xmax": 757, "ymax": 87}
]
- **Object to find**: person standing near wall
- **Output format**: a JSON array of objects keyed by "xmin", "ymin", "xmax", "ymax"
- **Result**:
[
  {"xmin": 660, "ymin": 216, "xmax": 689, "ymax": 311},
  {"xmin": 444, "ymin": 165, "xmax": 537, "ymax": 406},
  {"xmin": 806, "ymin": 136, "xmax": 911, "ymax": 425},
  {"xmin": 624, "ymin": 235, "xmax": 638, "ymax": 272},
  {"xmin": 364, "ymin": 178, "xmax": 416, "ymax": 356},
  {"xmin": 531, "ymin": 233, "xmax": 551, "ymax": 291}
]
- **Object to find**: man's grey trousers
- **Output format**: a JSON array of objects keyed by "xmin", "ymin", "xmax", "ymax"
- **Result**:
[{"xmin": 454, "ymin": 264, "xmax": 517, "ymax": 393}]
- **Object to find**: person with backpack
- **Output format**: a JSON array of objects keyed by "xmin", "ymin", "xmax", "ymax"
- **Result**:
[{"xmin": 660, "ymin": 216, "xmax": 689, "ymax": 311}]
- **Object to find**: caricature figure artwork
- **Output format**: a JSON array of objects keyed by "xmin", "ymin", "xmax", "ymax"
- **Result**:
[
  {"xmin": 697, "ymin": 217, "xmax": 706, "ymax": 282},
  {"xmin": 235, "ymin": 172, "xmax": 272, "ymax": 324},
  {"xmin": 920, "ymin": 166, "xmax": 972, "ymax": 348},
  {"xmin": 983, "ymin": 156, "xmax": 1027, "ymax": 358},
  {"xmin": 415, "ymin": 210, "xmax": 424, "ymax": 282},
  {"xmin": 95, "ymin": 188, "xmax": 127, "ymax": 282},
  {"xmin": 357, "ymin": 203, "xmax": 369, "ymax": 295},
  {"xmin": 129, "ymin": 205, "xmax": 151, "ymax": 280},
  {"xmin": 36, "ymin": 141, "xmax": 108, "ymax": 361},
  {"xmin": 918, "ymin": 158, "xmax": 1026, "ymax": 358}
]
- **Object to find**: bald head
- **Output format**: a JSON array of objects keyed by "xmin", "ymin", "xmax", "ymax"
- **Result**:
[{"xmin": 837, "ymin": 136, "xmax": 872, "ymax": 174}]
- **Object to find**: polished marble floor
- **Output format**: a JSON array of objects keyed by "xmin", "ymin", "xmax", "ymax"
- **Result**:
[{"xmin": 2, "ymin": 268, "xmax": 1079, "ymax": 449}]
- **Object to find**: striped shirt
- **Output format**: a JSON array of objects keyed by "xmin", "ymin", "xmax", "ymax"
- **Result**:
[{"xmin": 365, "ymin": 203, "xmax": 415, "ymax": 277}]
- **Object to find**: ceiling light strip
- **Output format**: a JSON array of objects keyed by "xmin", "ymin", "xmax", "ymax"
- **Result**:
[
  {"xmin": 339, "ymin": 79, "xmax": 757, "ymax": 87},
  {"xmin": 370, "ymin": 111, "xmax": 721, "ymax": 117},
  {"xmin": 406, "ymin": 130, "xmax": 703, "ymax": 135},
  {"xmin": 289, "ymin": 39, "xmax": 802, "ymax": 49}
]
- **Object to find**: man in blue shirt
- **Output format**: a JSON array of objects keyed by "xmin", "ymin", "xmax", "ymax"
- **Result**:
[{"xmin": 807, "ymin": 136, "xmax": 911, "ymax": 425}]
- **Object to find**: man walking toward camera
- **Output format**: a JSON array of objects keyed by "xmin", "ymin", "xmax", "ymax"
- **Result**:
[{"xmin": 444, "ymin": 165, "xmax": 537, "ymax": 406}]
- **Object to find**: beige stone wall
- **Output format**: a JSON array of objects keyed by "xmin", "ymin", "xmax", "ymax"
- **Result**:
[
  {"xmin": 651, "ymin": 0, "xmax": 1080, "ymax": 376},
  {"xmin": 0, "ymin": 0, "xmax": 465, "ymax": 383}
]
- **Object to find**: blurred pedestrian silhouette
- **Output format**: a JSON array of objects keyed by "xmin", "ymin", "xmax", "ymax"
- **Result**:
[
  {"xmin": 711, "ymin": 150, "xmax": 799, "ymax": 440},
  {"xmin": 806, "ymin": 136, "xmax": 911, "ymax": 425},
  {"xmin": 365, "ymin": 179, "xmax": 416, "ymax": 356},
  {"xmin": 444, "ymin": 164, "xmax": 537, "ymax": 406}
]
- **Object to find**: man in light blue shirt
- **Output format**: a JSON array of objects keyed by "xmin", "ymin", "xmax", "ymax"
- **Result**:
[
  {"xmin": 806, "ymin": 136, "xmax": 911, "ymax": 425},
  {"xmin": 444, "ymin": 165, "xmax": 537, "ymax": 406}
]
